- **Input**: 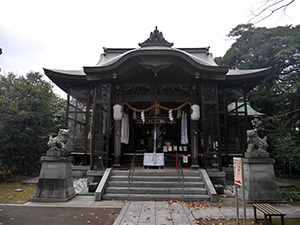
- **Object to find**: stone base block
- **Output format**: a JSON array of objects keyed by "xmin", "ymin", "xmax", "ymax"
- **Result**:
[
  {"xmin": 245, "ymin": 151, "xmax": 269, "ymax": 158},
  {"xmin": 214, "ymin": 184, "xmax": 224, "ymax": 194},
  {"xmin": 30, "ymin": 192, "xmax": 76, "ymax": 202},
  {"xmin": 239, "ymin": 157, "xmax": 283, "ymax": 203},
  {"xmin": 87, "ymin": 169, "xmax": 104, "ymax": 185},
  {"xmin": 88, "ymin": 182, "xmax": 98, "ymax": 192},
  {"xmin": 207, "ymin": 171, "xmax": 226, "ymax": 186},
  {"xmin": 31, "ymin": 156, "xmax": 75, "ymax": 202},
  {"xmin": 190, "ymin": 164, "xmax": 200, "ymax": 170},
  {"xmin": 72, "ymin": 165, "xmax": 90, "ymax": 178}
]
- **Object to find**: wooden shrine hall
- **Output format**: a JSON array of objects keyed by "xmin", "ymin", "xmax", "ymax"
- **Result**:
[{"xmin": 44, "ymin": 27, "xmax": 270, "ymax": 171}]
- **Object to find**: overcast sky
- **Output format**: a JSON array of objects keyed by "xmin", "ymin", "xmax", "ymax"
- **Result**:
[{"xmin": 1, "ymin": 0, "xmax": 300, "ymax": 95}]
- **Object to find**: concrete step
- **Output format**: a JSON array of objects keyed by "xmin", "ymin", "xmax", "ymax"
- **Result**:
[
  {"xmin": 109, "ymin": 175, "xmax": 202, "ymax": 182},
  {"xmin": 112, "ymin": 170, "xmax": 201, "ymax": 177},
  {"xmin": 102, "ymin": 193, "xmax": 210, "ymax": 201},
  {"xmin": 105, "ymin": 187, "xmax": 207, "ymax": 194},
  {"xmin": 107, "ymin": 180, "xmax": 205, "ymax": 188},
  {"xmin": 100, "ymin": 168, "xmax": 211, "ymax": 201}
]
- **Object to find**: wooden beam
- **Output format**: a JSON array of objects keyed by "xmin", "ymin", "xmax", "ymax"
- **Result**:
[
  {"xmin": 120, "ymin": 83, "xmax": 192, "ymax": 88},
  {"xmin": 122, "ymin": 95, "xmax": 198, "ymax": 102}
]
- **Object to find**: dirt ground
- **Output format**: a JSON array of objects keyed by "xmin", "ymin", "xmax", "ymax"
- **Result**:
[{"xmin": 0, "ymin": 182, "xmax": 36, "ymax": 204}]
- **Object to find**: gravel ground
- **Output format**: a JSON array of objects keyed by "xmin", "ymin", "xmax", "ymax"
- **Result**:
[{"xmin": 73, "ymin": 178, "xmax": 88, "ymax": 194}]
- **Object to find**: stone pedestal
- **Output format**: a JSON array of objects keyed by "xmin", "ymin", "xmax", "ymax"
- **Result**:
[
  {"xmin": 30, "ymin": 150, "xmax": 76, "ymax": 202},
  {"xmin": 239, "ymin": 157, "xmax": 283, "ymax": 203}
]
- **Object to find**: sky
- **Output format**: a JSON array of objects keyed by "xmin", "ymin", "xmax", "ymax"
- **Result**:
[{"xmin": 1, "ymin": 0, "xmax": 300, "ymax": 96}]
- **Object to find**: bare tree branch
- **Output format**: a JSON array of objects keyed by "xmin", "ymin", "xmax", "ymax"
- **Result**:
[{"xmin": 249, "ymin": 0, "xmax": 295, "ymax": 23}]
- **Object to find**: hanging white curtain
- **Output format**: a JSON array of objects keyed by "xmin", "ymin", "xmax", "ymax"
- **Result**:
[
  {"xmin": 181, "ymin": 111, "xmax": 188, "ymax": 144},
  {"xmin": 121, "ymin": 113, "xmax": 129, "ymax": 144}
]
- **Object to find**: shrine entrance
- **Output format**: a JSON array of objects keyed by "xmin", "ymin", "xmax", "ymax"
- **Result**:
[{"xmin": 118, "ymin": 101, "xmax": 194, "ymax": 168}]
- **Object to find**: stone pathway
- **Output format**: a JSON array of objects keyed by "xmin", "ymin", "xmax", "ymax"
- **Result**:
[
  {"xmin": 113, "ymin": 200, "xmax": 300, "ymax": 225},
  {"xmin": 113, "ymin": 201, "xmax": 196, "ymax": 225}
]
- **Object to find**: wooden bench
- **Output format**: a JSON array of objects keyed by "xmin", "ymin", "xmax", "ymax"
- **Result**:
[{"xmin": 253, "ymin": 203, "xmax": 286, "ymax": 225}]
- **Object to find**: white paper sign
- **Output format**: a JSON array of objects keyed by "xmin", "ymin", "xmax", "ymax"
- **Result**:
[
  {"xmin": 233, "ymin": 157, "xmax": 243, "ymax": 186},
  {"xmin": 163, "ymin": 146, "xmax": 168, "ymax": 152},
  {"xmin": 183, "ymin": 156, "xmax": 188, "ymax": 163}
]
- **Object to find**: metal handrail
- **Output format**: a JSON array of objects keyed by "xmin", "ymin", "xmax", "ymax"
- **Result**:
[
  {"xmin": 128, "ymin": 152, "xmax": 136, "ymax": 200},
  {"xmin": 176, "ymin": 153, "xmax": 185, "ymax": 202}
]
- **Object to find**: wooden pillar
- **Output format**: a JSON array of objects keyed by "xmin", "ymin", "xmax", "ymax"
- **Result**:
[
  {"xmin": 190, "ymin": 121, "xmax": 200, "ymax": 169},
  {"xmin": 235, "ymin": 98, "xmax": 241, "ymax": 153},
  {"xmin": 243, "ymin": 91, "xmax": 249, "ymax": 156},
  {"xmin": 113, "ymin": 120, "xmax": 122, "ymax": 167},
  {"xmin": 84, "ymin": 91, "xmax": 91, "ymax": 166},
  {"xmin": 223, "ymin": 90, "xmax": 229, "ymax": 167},
  {"xmin": 215, "ymin": 85, "xmax": 222, "ymax": 171},
  {"xmin": 243, "ymin": 91, "xmax": 249, "ymax": 129},
  {"xmin": 65, "ymin": 88, "xmax": 70, "ymax": 128},
  {"xmin": 113, "ymin": 96, "xmax": 122, "ymax": 168},
  {"xmin": 90, "ymin": 87, "xmax": 97, "ymax": 170}
]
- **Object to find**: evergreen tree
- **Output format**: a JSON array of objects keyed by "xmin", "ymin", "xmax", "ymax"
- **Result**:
[
  {"xmin": 0, "ymin": 72, "xmax": 66, "ymax": 177},
  {"xmin": 217, "ymin": 24, "xmax": 300, "ymax": 175}
]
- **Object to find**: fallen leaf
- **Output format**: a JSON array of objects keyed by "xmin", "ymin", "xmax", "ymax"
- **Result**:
[{"xmin": 166, "ymin": 216, "xmax": 172, "ymax": 221}]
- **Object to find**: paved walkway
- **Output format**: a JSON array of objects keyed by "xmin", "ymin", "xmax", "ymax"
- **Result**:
[
  {"xmin": 113, "ymin": 200, "xmax": 300, "ymax": 225},
  {"xmin": 1, "ymin": 195, "xmax": 300, "ymax": 225}
]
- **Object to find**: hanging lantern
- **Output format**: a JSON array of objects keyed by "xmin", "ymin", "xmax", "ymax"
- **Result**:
[
  {"xmin": 113, "ymin": 104, "xmax": 122, "ymax": 121},
  {"xmin": 191, "ymin": 104, "xmax": 200, "ymax": 120}
]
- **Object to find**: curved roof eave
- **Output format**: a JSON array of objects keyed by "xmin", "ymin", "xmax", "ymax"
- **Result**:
[
  {"xmin": 43, "ymin": 68, "xmax": 88, "ymax": 93},
  {"xmin": 226, "ymin": 68, "xmax": 271, "ymax": 80},
  {"xmin": 83, "ymin": 47, "xmax": 229, "ymax": 75}
]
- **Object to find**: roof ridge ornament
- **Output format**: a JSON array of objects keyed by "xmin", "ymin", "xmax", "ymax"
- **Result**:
[{"xmin": 139, "ymin": 26, "xmax": 173, "ymax": 48}]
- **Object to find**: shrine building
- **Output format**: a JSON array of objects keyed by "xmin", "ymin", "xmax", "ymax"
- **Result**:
[{"xmin": 44, "ymin": 27, "xmax": 270, "ymax": 172}]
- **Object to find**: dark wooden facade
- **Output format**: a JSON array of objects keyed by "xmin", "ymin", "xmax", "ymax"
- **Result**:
[{"xmin": 44, "ymin": 27, "xmax": 270, "ymax": 170}]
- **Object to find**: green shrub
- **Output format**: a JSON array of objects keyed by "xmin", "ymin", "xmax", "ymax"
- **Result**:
[
  {"xmin": 0, "ymin": 159, "xmax": 13, "ymax": 181},
  {"xmin": 280, "ymin": 191, "xmax": 300, "ymax": 201}
]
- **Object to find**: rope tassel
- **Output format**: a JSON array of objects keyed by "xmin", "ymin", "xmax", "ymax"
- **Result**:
[
  {"xmin": 177, "ymin": 110, "xmax": 182, "ymax": 119},
  {"xmin": 133, "ymin": 110, "xmax": 137, "ymax": 120}
]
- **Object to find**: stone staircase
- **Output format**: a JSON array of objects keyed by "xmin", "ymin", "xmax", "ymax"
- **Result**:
[{"xmin": 101, "ymin": 169, "xmax": 211, "ymax": 201}]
